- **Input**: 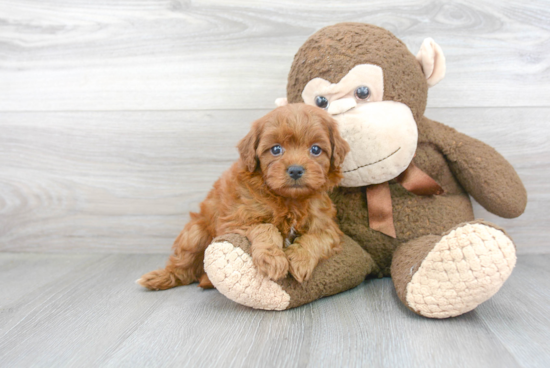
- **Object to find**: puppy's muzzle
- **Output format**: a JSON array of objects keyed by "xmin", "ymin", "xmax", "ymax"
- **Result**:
[{"xmin": 287, "ymin": 165, "xmax": 304, "ymax": 180}]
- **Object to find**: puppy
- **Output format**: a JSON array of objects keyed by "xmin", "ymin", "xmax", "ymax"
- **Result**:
[{"xmin": 137, "ymin": 103, "xmax": 350, "ymax": 290}]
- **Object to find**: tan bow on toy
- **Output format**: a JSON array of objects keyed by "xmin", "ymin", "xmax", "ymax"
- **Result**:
[{"xmin": 366, "ymin": 162, "xmax": 444, "ymax": 238}]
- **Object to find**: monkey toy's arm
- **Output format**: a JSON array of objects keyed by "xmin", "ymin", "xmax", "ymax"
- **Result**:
[{"xmin": 421, "ymin": 117, "xmax": 527, "ymax": 218}]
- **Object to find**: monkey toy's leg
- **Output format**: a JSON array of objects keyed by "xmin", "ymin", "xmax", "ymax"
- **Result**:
[
  {"xmin": 204, "ymin": 234, "xmax": 378, "ymax": 310},
  {"xmin": 391, "ymin": 220, "xmax": 516, "ymax": 319}
]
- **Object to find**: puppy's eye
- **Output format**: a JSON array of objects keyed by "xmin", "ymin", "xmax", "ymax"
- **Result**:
[
  {"xmin": 315, "ymin": 96, "xmax": 329, "ymax": 109},
  {"xmin": 310, "ymin": 145, "xmax": 322, "ymax": 156},
  {"xmin": 355, "ymin": 86, "xmax": 370, "ymax": 100},
  {"xmin": 270, "ymin": 145, "xmax": 283, "ymax": 156}
]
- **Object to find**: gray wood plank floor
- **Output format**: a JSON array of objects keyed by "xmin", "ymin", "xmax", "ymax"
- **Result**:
[
  {"xmin": 0, "ymin": 253, "xmax": 548, "ymax": 368},
  {"xmin": 1, "ymin": 1, "xmax": 549, "ymax": 366}
]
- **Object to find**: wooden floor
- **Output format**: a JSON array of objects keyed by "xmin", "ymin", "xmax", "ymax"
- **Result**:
[
  {"xmin": 2, "ymin": 1, "xmax": 549, "ymax": 367},
  {"xmin": 0, "ymin": 252, "xmax": 548, "ymax": 368}
]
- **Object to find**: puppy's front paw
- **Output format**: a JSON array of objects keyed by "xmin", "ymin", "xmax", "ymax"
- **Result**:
[
  {"xmin": 252, "ymin": 247, "xmax": 289, "ymax": 281},
  {"xmin": 285, "ymin": 245, "xmax": 317, "ymax": 283}
]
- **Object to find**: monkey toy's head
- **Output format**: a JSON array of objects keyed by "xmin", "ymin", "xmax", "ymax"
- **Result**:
[{"xmin": 277, "ymin": 23, "xmax": 446, "ymax": 187}]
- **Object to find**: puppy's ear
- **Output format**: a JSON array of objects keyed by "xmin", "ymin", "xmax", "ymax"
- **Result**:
[
  {"xmin": 327, "ymin": 117, "xmax": 350, "ymax": 170},
  {"xmin": 237, "ymin": 119, "xmax": 262, "ymax": 172}
]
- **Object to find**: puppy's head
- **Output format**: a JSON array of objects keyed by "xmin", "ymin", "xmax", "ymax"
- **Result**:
[{"xmin": 238, "ymin": 103, "xmax": 350, "ymax": 198}]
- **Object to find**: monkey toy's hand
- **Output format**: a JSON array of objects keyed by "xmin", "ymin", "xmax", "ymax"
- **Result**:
[{"xmin": 424, "ymin": 117, "xmax": 527, "ymax": 218}]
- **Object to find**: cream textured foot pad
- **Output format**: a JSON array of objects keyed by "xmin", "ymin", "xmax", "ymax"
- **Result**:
[
  {"xmin": 406, "ymin": 223, "xmax": 516, "ymax": 318},
  {"xmin": 204, "ymin": 241, "xmax": 291, "ymax": 310}
]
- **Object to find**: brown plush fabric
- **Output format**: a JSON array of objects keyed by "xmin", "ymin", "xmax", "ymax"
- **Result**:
[
  {"xmin": 419, "ymin": 117, "xmax": 528, "ymax": 218},
  {"xmin": 209, "ymin": 23, "xmax": 527, "ymax": 315},
  {"xmin": 213, "ymin": 233, "xmax": 251, "ymax": 253},
  {"xmin": 329, "ymin": 117, "xmax": 525, "ymax": 276},
  {"xmin": 282, "ymin": 235, "xmax": 378, "ymax": 309},
  {"xmin": 391, "ymin": 234, "xmax": 442, "ymax": 313},
  {"xmin": 286, "ymin": 22, "xmax": 526, "ymax": 277},
  {"xmin": 391, "ymin": 219, "xmax": 517, "ymax": 316},
  {"xmin": 287, "ymin": 23, "xmax": 428, "ymax": 122},
  {"xmin": 329, "ymin": 135, "xmax": 477, "ymax": 275},
  {"xmin": 213, "ymin": 233, "xmax": 377, "ymax": 310}
]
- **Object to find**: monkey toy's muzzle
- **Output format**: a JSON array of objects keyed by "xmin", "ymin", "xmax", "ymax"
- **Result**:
[{"xmin": 330, "ymin": 101, "xmax": 418, "ymax": 188}]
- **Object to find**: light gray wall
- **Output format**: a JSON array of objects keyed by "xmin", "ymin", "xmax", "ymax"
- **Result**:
[{"xmin": 0, "ymin": 0, "xmax": 548, "ymax": 253}]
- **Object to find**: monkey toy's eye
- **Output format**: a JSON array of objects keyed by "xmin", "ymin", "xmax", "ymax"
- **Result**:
[
  {"xmin": 355, "ymin": 86, "xmax": 370, "ymax": 100},
  {"xmin": 315, "ymin": 96, "xmax": 329, "ymax": 109},
  {"xmin": 310, "ymin": 145, "xmax": 322, "ymax": 156},
  {"xmin": 270, "ymin": 145, "xmax": 283, "ymax": 156}
]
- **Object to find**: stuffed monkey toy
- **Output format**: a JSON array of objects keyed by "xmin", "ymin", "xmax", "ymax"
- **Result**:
[{"xmin": 203, "ymin": 23, "xmax": 527, "ymax": 318}]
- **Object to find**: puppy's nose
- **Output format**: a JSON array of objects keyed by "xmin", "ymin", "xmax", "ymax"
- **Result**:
[{"xmin": 287, "ymin": 165, "xmax": 304, "ymax": 180}]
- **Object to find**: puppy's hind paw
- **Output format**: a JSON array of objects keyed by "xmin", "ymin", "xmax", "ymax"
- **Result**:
[{"xmin": 252, "ymin": 247, "xmax": 289, "ymax": 281}]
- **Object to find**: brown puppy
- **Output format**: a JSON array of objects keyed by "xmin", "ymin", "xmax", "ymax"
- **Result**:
[{"xmin": 137, "ymin": 103, "xmax": 350, "ymax": 290}]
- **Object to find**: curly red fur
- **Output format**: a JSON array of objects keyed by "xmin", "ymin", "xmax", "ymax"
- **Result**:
[{"xmin": 137, "ymin": 103, "xmax": 350, "ymax": 290}]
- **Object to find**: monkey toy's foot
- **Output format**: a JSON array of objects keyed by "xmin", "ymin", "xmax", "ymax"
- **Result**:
[
  {"xmin": 392, "ymin": 221, "xmax": 517, "ymax": 319},
  {"xmin": 204, "ymin": 234, "xmax": 290, "ymax": 310},
  {"xmin": 204, "ymin": 233, "xmax": 375, "ymax": 310}
]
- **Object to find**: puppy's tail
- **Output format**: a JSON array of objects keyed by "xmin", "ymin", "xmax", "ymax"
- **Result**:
[
  {"xmin": 136, "ymin": 266, "xmax": 184, "ymax": 290},
  {"xmin": 137, "ymin": 214, "xmax": 213, "ymax": 290},
  {"xmin": 136, "ymin": 250, "xmax": 207, "ymax": 290}
]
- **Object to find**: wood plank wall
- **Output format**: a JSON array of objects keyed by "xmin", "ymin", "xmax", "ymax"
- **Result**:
[{"xmin": 1, "ymin": 0, "xmax": 548, "ymax": 253}]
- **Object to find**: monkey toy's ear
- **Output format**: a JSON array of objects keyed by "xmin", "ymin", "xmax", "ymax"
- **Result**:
[
  {"xmin": 237, "ymin": 120, "xmax": 262, "ymax": 172},
  {"xmin": 416, "ymin": 38, "xmax": 446, "ymax": 87},
  {"xmin": 275, "ymin": 98, "xmax": 288, "ymax": 107}
]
